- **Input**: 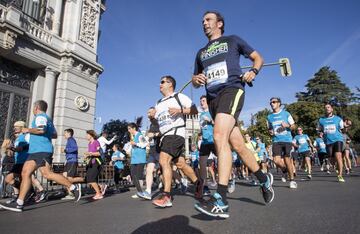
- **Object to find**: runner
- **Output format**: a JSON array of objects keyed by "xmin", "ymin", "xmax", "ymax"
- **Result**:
[
  {"xmin": 138, "ymin": 107, "xmax": 161, "ymax": 200},
  {"xmin": 314, "ymin": 132, "xmax": 330, "ymax": 173},
  {"xmin": 198, "ymin": 95, "xmax": 217, "ymax": 197},
  {"xmin": 256, "ymin": 137, "xmax": 268, "ymax": 173},
  {"xmin": 4, "ymin": 121, "xmax": 46, "ymax": 204},
  {"xmin": 84, "ymin": 130, "xmax": 104, "ymax": 200},
  {"xmin": 293, "ymin": 127, "xmax": 315, "ymax": 180},
  {"xmin": 127, "ymin": 123, "xmax": 147, "ymax": 198},
  {"xmin": 110, "ymin": 144, "xmax": 125, "ymax": 190},
  {"xmin": 0, "ymin": 100, "xmax": 81, "ymax": 212},
  {"xmin": 152, "ymin": 75, "xmax": 202, "ymax": 208},
  {"xmin": 318, "ymin": 103, "xmax": 345, "ymax": 182},
  {"xmin": 61, "ymin": 128, "xmax": 85, "ymax": 200},
  {"xmin": 192, "ymin": 11, "xmax": 274, "ymax": 218},
  {"xmin": 267, "ymin": 97, "xmax": 297, "ymax": 189}
]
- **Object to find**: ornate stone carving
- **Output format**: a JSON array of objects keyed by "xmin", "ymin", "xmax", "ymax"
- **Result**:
[
  {"xmin": 0, "ymin": 57, "xmax": 35, "ymax": 90},
  {"xmin": 2, "ymin": 30, "xmax": 17, "ymax": 49},
  {"xmin": 79, "ymin": 0, "xmax": 100, "ymax": 48},
  {"xmin": 74, "ymin": 95, "xmax": 90, "ymax": 111}
]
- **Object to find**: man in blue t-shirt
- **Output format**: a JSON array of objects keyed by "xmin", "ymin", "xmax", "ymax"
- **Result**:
[
  {"xmin": 267, "ymin": 97, "xmax": 297, "ymax": 189},
  {"xmin": 293, "ymin": 127, "xmax": 315, "ymax": 179},
  {"xmin": 0, "ymin": 100, "xmax": 81, "ymax": 212},
  {"xmin": 314, "ymin": 132, "xmax": 330, "ymax": 173},
  {"xmin": 192, "ymin": 11, "xmax": 273, "ymax": 218},
  {"xmin": 318, "ymin": 103, "xmax": 345, "ymax": 182}
]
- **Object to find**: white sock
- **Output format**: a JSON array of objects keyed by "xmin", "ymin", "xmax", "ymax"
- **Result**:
[{"xmin": 17, "ymin": 199, "xmax": 24, "ymax": 205}]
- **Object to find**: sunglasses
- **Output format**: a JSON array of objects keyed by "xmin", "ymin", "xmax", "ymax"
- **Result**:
[
  {"xmin": 160, "ymin": 80, "xmax": 170, "ymax": 84},
  {"xmin": 270, "ymin": 101, "xmax": 279, "ymax": 104}
]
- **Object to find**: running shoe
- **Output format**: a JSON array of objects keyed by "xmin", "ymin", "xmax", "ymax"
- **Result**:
[
  {"xmin": 289, "ymin": 181, "xmax": 297, "ymax": 189},
  {"xmin": 180, "ymin": 182, "xmax": 188, "ymax": 194},
  {"xmin": 210, "ymin": 182, "xmax": 217, "ymax": 187},
  {"xmin": 72, "ymin": 183, "xmax": 82, "ymax": 202},
  {"xmin": 307, "ymin": 174, "xmax": 312, "ymax": 180},
  {"xmin": 227, "ymin": 180, "xmax": 235, "ymax": 193},
  {"xmin": 138, "ymin": 191, "xmax": 152, "ymax": 200},
  {"xmin": 203, "ymin": 186, "xmax": 211, "ymax": 196},
  {"xmin": 6, "ymin": 196, "xmax": 18, "ymax": 204},
  {"xmin": 131, "ymin": 194, "xmax": 139, "ymax": 198},
  {"xmin": 34, "ymin": 191, "xmax": 47, "ymax": 203},
  {"xmin": 194, "ymin": 179, "xmax": 204, "ymax": 199},
  {"xmin": 61, "ymin": 194, "xmax": 75, "ymax": 200},
  {"xmin": 250, "ymin": 180, "xmax": 258, "ymax": 186},
  {"xmin": 100, "ymin": 184, "xmax": 108, "ymax": 196},
  {"xmin": 281, "ymin": 176, "xmax": 286, "ymax": 183},
  {"xmin": 337, "ymin": 175, "xmax": 345, "ymax": 183},
  {"xmin": 194, "ymin": 192, "xmax": 229, "ymax": 218},
  {"xmin": 152, "ymin": 193, "xmax": 172, "ymax": 208},
  {"xmin": 320, "ymin": 165, "xmax": 324, "ymax": 171},
  {"xmin": 326, "ymin": 170, "xmax": 331, "ymax": 174},
  {"xmin": 0, "ymin": 202, "xmax": 23, "ymax": 212},
  {"xmin": 345, "ymin": 169, "xmax": 350, "ymax": 175},
  {"xmin": 260, "ymin": 173, "xmax": 274, "ymax": 204},
  {"xmin": 92, "ymin": 194, "xmax": 104, "ymax": 200}
]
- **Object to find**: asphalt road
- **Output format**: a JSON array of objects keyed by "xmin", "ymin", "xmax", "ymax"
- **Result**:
[{"xmin": 1, "ymin": 166, "xmax": 360, "ymax": 234}]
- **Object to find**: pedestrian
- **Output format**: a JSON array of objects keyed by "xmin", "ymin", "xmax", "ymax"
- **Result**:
[{"xmin": 192, "ymin": 11, "xmax": 274, "ymax": 218}]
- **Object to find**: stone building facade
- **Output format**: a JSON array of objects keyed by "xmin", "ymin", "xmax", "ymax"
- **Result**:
[{"xmin": 0, "ymin": 0, "xmax": 105, "ymax": 162}]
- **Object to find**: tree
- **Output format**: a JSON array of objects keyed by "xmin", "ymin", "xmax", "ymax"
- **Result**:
[
  {"xmin": 296, "ymin": 66, "xmax": 353, "ymax": 106},
  {"xmin": 246, "ymin": 109, "xmax": 272, "ymax": 145},
  {"xmin": 102, "ymin": 119, "xmax": 130, "ymax": 144}
]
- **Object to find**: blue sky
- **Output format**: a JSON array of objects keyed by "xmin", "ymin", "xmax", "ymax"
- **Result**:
[{"xmin": 95, "ymin": 0, "xmax": 360, "ymax": 131}]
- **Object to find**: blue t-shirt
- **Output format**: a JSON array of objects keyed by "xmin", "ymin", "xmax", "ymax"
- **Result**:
[
  {"xmin": 131, "ymin": 132, "xmax": 146, "ymax": 164},
  {"xmin": 267, "ymin": 109, "xmax": 295, "ymax": 143},
  {"xmin": 194, "ymin": 35, "xmax": 255, "ymax": 98},
  {"xmin": 314, "ymin": 137, "xmax": 327, "ymax": 153},
  {"xmin": 65, "ymin": 137, "xmax": 78, "ymax": 163},
  {"xmin": 293, "ymin": 134, "xmax": 311, "ymax": 153},
  {"xmin": 257, "ymin": 142, "xmax": 267, "ymax": 160},
  {"xmin": 14, "ymin": 133, "xmax": 29, "ymax": 164},
  {"xmin": 28, "ymin": 113, "xmax": 56, "ymax": 154},
  {"xmin": 318, "ymin": 115, "xmax": 344, "ymax": 144},
  {"xmin": 112, "ymin": 150, "xmax": 125, "ymax": 169},
  {"xmin": 200, "ymin": 111, "xmax": 214, "ymax": 145},
  {"xmin": 191, "ymin": 150, "xmax": 199, "ymax": 162}
]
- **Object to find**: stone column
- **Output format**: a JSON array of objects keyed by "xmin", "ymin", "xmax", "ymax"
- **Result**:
[
  {"xmin": 52, "ymin": 0, "xmax": 64, "ymax": 35},
  {"xmin": 43, "ymin": 67, "xmax": 59, "ymax": 118}
]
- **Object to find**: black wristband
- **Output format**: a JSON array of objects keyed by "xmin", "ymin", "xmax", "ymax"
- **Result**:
[{"xmin": 249, "ymin": 68, "xmax": 259, "ymax": 75}]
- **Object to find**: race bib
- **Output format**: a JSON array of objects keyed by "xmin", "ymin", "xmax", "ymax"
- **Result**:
[
  {"xmin": 320, "ymin": 142, "xmax": 326, "ymax": 149},
  {"xmin": 157, "ymin": 110, "xmax": 173, "ymax": 134},
  {"xmin": 324, "ymin": 124, "xmax": 336, "ymax": 134},
  {"xmin": 299, "ymin": 138, "xmax": 307, "ymax": 145},
  {"xmin": 204, "ymin": 61, "xmax": 228, "ymax": 88}
]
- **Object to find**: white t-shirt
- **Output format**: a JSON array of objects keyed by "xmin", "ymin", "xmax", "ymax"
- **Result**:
[{"xmin": 155, "ymin": 92, "xmax": 192, "ymax": 138}]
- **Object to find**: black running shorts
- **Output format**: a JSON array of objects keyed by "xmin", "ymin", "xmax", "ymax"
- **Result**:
[
  {"xmin": 272, "ymin": 142, "xmax": 292, "ymax": 158},
  {"xmin": 160, "ymin": 135, "xmax": 185, "ymax": 158},
  {"xmin": 208, "ymin": 87, "xmax": 245, "ymax": 121},
  {"xmin": 26, "ymin": 152, "xmax": 53, "ymax": 167},
  {"xmin": 326, "ymin": 141, "xmax": 343, "ymax": 157}
]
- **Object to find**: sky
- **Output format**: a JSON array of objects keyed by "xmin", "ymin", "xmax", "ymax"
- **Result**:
[{"xmin": 95, "ymin": 0, "xmax": 360, "ymax": 131}]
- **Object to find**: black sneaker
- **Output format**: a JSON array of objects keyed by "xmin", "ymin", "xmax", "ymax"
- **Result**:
[
  {"xmin": 194, "ymin": 179, "xmax": 204, "ymax": 199},
  {"xmin": 194, "ymin": 192, "xmax": 229, "ymax": 218},
  {"xmin": 260, "ymin": 172, "xmax": 274, "ymax": 204},
  {"xmin": 34, "ymin": 191, "xmax": 47, "ymax": 203},
  {"xmin": 71, "ymin": 184, "xmax": 82, "ymax": 202},
  {"xmin": 0, "ymin": 201, "xmax": 23, "ymax": 212}
]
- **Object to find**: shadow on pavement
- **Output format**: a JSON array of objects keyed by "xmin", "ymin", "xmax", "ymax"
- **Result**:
[
  {"xmin": 191, "ymin": 213, "xmax": 226, "ymax": 221},
  {"xmin": 132, "ymin": 215, "xmax": 203, "ymax": 234},
  {"xmin": 227, "ymin": 196, "xmax": 265, "ymax": 206}
]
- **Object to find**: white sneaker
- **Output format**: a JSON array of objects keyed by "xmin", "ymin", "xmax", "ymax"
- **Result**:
[
  {"xmin": 131, "ymin": 194, "xmax": 139, "ymax": 199},
  {"xmin": 289, "ymin": 181, "xmax": 297, "ymax": 189},
  {"xmin": 281, "ymin": 176, "xmax": 286, "ymax": 183}
]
